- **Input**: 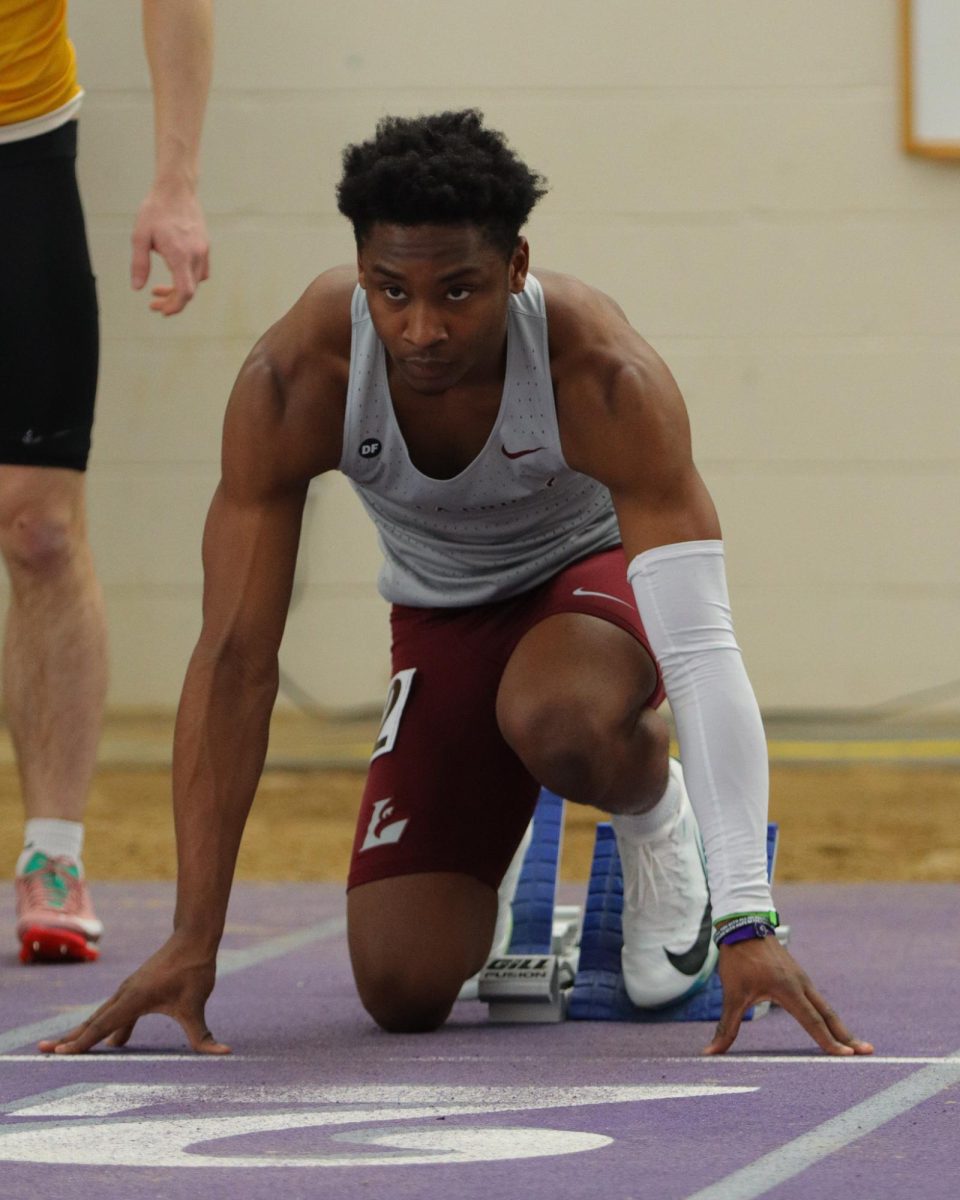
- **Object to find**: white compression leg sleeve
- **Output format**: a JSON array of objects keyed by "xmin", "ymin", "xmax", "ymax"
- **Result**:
[{"xmin": 628, "ymin": 540, "xmax": 773, "ymax": 922}]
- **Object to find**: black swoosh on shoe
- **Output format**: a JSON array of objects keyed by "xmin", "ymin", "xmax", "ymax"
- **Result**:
[{"xmin": 664, "ymin": 898, "xmax": 714, "ymax": 975}]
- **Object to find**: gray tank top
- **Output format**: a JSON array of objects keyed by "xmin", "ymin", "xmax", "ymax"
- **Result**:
[{"xmin": 339, "ymin": 273, "xmax": 621, "ymax": 607}]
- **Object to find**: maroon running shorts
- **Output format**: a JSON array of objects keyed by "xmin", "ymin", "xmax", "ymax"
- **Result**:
[{"xmin": 347, "ymin": 546, "xmax": 665, "ymax": 892}]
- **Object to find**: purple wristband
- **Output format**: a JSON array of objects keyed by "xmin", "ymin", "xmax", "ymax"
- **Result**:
[{"xmin": 716, "ymin": 921, "xmax": 777, "ymax": 947}]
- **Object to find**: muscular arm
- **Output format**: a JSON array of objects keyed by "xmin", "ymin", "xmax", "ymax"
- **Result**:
[
  {"xmin": 132, "ymin": 0, "xmax": 213, "ymax": 313},
  {"xmin": 550, "ymin": 276, "xmax": 871, "ymax": 1055},
  {"xmin": 171, "ymin": 271, "xmax": 352, "ymax": 949},
  {"xmin": 39, "ymin": 278, "xmax": 353, "ymax": 1054},
  {"xmin": 170, "ymin": 460, "xmax": 308, "ymax": 953},
  {"xmin": 548, "ymin": 276, "xmax": 718, "ymax": 552},
  {"xmin": 552, "ymin": 287, "xmax": 768, "ymax": 923},
  {"xmin": 170, "ymin": 282, "xmax": 351, "ymax": 934}
]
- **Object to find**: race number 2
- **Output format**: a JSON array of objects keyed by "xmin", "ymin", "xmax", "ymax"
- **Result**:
[{"xmin": 370, "ymin": 668, "xmax": 416, "ymax": 761}]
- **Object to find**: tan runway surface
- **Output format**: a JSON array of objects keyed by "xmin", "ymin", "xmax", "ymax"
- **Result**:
[{"xmin": 1, "ymin": 712, "xmax": 958, "ymax": 883}]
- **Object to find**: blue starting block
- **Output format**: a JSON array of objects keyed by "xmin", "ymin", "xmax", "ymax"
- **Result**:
[
  {"xmin": 568, "ymin": 822, "xmax": 780, "ymax": 1023},
  {"xmin": 508, "ymin": 788, "xmax": 566, "ymax": 955}
]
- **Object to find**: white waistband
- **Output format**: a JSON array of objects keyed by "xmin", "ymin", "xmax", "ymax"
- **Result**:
[{"xmin": 0, "ymin": 91, "xmax": 84, "ymax": 145}]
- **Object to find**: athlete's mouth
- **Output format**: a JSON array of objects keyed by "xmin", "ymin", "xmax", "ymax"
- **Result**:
[{"xmin": 403, "ymin": 358, "xmax": 452, "ymax": 377}]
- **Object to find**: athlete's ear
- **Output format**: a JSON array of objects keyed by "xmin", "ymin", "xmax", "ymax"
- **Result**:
[
  {"xmin": 356, "ymin": 250, "xmax": 368, "ymax": 290},
  {"xmin": 509, "ymin": 238, "xmax": 530, "ymax": 293}
]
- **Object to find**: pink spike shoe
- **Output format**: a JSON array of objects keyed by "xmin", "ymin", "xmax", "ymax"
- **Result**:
[{"xmin": 15, "ymin": 852, "xmax": 102, "ymax": 964}]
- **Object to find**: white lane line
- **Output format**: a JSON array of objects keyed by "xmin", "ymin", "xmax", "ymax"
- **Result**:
[
  {"xmin": 11, "ymin": 1053, "xmax": 956, "ymax": 1069},
  {"xmin": 388, "ymin": 1055, "xmax": 960, "ymax": 1067},
  {"xmin": 0, "ymin": 915, "xmax": 346, "ymax": 1054},
  {"xmin": 682, "ymin": 1047, "xmax": 960, "ymax": 1200},
  {"xmin": 675, "ymin": 1056, "xmax": 960, "ymax": 1066},
  {"xmin": 215, "ymin": 916, "xmax": 345, "ymax": 973},
  {"xmin": 0, "ymin": 1055, "xmax": 245, "ymax": 1063}
]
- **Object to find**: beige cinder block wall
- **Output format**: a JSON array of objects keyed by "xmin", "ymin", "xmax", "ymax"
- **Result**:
[{"xmin": 50, "ymin": 0, "xmax": 960, "ymax": 713}]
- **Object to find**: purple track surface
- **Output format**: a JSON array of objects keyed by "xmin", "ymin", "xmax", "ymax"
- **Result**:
[{"xmin": 0, "ymin": 881, "xmax": 958, "ymax": 1199}]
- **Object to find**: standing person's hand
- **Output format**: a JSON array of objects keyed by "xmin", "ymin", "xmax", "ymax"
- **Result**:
[{"xmin": 131, "ymin": 183, "xmax": 209, "ymax": 315}]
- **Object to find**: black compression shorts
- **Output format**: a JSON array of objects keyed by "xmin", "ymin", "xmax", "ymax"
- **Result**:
[{"xmin": 0, "ymin": 121, "xmax": 98, "ymax": 470}]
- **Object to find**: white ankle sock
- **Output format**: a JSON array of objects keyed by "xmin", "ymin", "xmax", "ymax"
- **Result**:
[
  {"xmin": 18, "ymin": 819, "xmax": 85, "ymax": 874},
  {"xmin": 611, "ymin": 761, "xmax": 683, "ymax": 841}
]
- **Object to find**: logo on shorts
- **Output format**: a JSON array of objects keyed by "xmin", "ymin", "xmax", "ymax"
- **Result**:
[
  {"xmin": 359, "ymin": 438, "xmax": 382, "ymax": 458},
  {"xmin": 360, "ymin": 798, "xmax": 409, "ymax": 852},
  {"xmin": 572, "ymin": 586, "xmax": 632, "ymax": 609}
]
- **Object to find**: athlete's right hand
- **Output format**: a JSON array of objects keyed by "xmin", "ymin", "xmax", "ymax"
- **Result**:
[{"xmin": 37, "ymin": 935, "xmax": 230, "ymax": 1056}]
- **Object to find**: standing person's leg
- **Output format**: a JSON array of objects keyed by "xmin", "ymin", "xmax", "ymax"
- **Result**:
[
  {"xmin": 496, "ymin": 548, "xmax": 718, "ymax": 1008},
  {"xmin": 1, "ymin": 469, "xmax": 107, "ymax": 820},
  {"xmin": 3, "ymin": 467, "xmax": 107, "ymax": 962},
  {"xmin": 0, "ymin": 123, "xmax": 105, "ymax": 962}
]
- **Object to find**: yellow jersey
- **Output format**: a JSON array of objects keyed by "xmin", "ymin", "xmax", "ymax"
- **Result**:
[{"xmin": 0, "ymin": 0, "xmax": 81, "ymax": 132}]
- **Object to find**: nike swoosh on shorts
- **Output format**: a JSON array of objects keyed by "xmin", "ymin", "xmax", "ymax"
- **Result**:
[{"xmin": 572, "ymin": 586, "xmax": 633, "ymax": 609}]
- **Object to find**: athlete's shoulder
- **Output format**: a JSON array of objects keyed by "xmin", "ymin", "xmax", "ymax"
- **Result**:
[
  {"xmin": 263, "ymin": 264, "xmax": 356, "ymax": 384},
  {"xmin": 539, "ymin": 269, "xmax": 689, "ymax": 481},
  {"xmin": 224, "ymin": 266, "xmax": 357, "ymax": 489},
  {"xmin": 537, "ymin": 267, "xmax": 623, "ymax": 323},
  {"xmin": 538, "ymin": 268, "xmax": 662, "ymax": 395}
]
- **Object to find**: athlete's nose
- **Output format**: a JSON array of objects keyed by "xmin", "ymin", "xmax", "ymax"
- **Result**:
[{"xmin": 402, "ymin": 302, "xmax": 447, "ymax": 350}]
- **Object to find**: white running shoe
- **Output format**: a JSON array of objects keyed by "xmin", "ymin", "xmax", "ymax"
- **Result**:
[{"xmin": 611, "ymin": 760, "xmax": 718, "ymax": 1008}]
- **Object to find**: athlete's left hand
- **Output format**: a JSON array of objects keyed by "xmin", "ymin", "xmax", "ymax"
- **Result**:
[
  {"xmin": 703, "ymin": 937, "xmax": 874, "ymax": 1056},
  {"xmin": 131, "ymin": 183, "xmax": 210, "ymax": 316}
]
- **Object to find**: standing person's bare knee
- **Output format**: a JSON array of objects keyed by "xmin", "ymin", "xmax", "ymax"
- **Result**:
[
  {"xmin": 0, "ymin": 505, "xmax": 80, "ymax": 582},
  {"xmin": 0, "ymin": 471, "xmax": 86, "ymax": 586}
]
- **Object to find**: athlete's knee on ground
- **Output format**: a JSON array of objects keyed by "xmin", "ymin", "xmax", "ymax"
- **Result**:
[
  {"xmin": 354, "ymin": 961, "xmax": 462, "ymax": 1033},
  {"xmin": 348, "ymin": 876, "xmax": 495, "ymax": 1032}
]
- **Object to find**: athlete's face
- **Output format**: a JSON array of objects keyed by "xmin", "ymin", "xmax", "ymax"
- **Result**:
[{"xmin": 357, "ymin": 223, "xmax": 528, "ymax": 395}]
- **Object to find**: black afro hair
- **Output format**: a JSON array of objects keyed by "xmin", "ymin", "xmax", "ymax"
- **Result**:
[{"xmin": 336, "ymin": 109, "xmax": 547, "ymax": 258}]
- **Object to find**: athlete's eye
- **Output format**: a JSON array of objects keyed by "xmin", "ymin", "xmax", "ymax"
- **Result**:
[
  {"xmin": 383, "ymin": 286, "xmax": 406, "ymax": 301},
  {"xmin": 447, "ymin": 287, "xmax": 471, "ymax": 301}
]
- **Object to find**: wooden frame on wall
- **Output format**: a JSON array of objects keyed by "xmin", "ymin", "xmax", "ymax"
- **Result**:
[{"xmin": 901, "ymin": 0, "xmax": 960, "ymax": 159}]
